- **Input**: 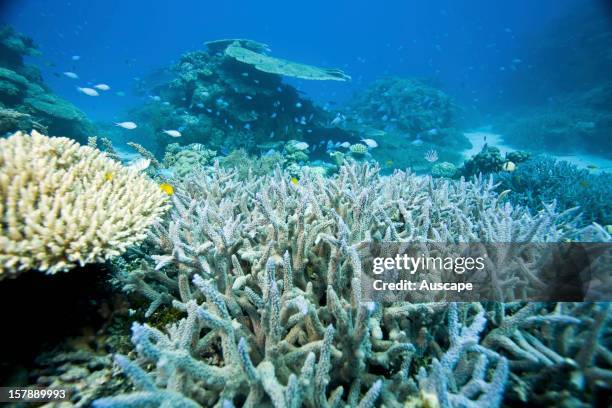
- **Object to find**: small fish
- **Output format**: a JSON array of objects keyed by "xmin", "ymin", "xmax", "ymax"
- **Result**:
[
  {"xmin": 162, "ymin": 101, "xmax": 170, "ymax": 106},
  {"xmin": 271, "ymin": 112, "xmax": 277, "ymax": 119},
  {"xmin": 586, "ymin": 164, "xmax": 598, "ymax": 170},
  {"xmin": 290, "ymin": 177, "xmax": 299, "ymax": 186},
  {"xmin": 295, "ymin": 102, "xmax": 302, "ymax": 108},
  {"xmin": 411, "ymin": 139, "xmax": 424, "ymax": 146},
  {"xmin": 340, "ymin": 142, "xmax": 351, "ymax": 148},
  {"xmin": 159, "ymin": 183, "xmax": 174, "ymax": 195},
  {"xmin": 158, "ymin": 168, "xmax": 174, "ymax": 178},
  {"xmin": 361, "ymin": 138, "xmax": 378, "ymax": 148},
  {"xmin": 94, "ymin": 83, "xmax": 110, "ymax": 91},
  {"xmin": 77, "ymin": 87, "xmax": 99, "ymax": 96},
  {"xmin": 294, "ymin": 142, "xmax": 309, "ymax": 151},
  {"xmin": 385, "ymin": 160, "xmax": 393, "ymax": 167},
  {"xmin": 579, "ymin": 180, "xmax": 589, "ymax": 188},
  {"xmin": 330, "ymin": 114, "xmax": 344, "ymax": 126},
  {"xmin": 241, "ymin": 72, "xmax": 249, "ymax": 77},
  {"xmin": 128, "ymin": 158, "xmax": 151, "ymax": 172},
  {"xmin": 115, "ymin": 91, "xmax": 126, "ymax": 97},
  {"xmin": 163, "ymin": 129, "xmax": 182, "ymax": 137},
  {"xmin": 63, "ymin": 71, "xmax": 79, "ymax": 79},
  {"xmin": 245, "ymin": 95, "xmax": 253, "ymax": 100},
  {"xmin": 104, "ymin": 171, "xmax": 114, "ymax": 181},
  {"xmin": 71, "ymin": 55, "xmax": 80, "ymax": 61},
  {"xmin": 502, "ymin": 161, "xmax": 516, "ymax": 172},
  {"xmin": 149, "ymin": 95, "xmax": 161, "ymax": 102},
  {"xmin": 426, "ymin": 128, "xmax": 439, "ymax": 136},
  {"xmin": 115, "ymin": 121, "xmax": 138, "ymax": 130}
]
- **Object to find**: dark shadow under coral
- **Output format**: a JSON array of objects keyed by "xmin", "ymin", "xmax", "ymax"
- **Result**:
[{"xmin": 0, "ymin": 265, "xmax": 112, "ymax": 386}]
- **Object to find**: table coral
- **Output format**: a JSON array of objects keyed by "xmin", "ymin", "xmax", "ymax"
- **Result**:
[{"xmin": 0, "ymin": 131, "xmax": 170, "ymax": 278}]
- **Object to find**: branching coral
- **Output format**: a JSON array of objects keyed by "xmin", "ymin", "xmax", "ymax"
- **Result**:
[
  {"xmin": 90, "ymin": 161, "xmax": 611, "ymax": 407},
  {"xmin": 0, "ymin": 131, "xmax": 170, "ymax": 277},
  {"xmin": 496, "ymin": 156, "xmax": 612, "ymax": 225}
]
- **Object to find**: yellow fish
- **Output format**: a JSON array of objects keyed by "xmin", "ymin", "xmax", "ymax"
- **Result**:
[
  {"xmin": 579, "ymin": 180, "xmax": 589, "ymax": 188},
  {"xmin": 160, "ymin": 183, "xmax": 174, "ymax": 195},
  {"xmin": 104, "ymin": 171, "xmax": 114, "ymax": 181},
  {"xmin": 385, "ymin": 160, "xmax": 393, "ymax": 167},
  {"xmin": 290, "ymin": 177, "xmax": 299, "ymax": 186}
]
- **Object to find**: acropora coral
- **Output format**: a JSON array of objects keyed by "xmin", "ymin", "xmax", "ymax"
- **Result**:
[
  {"xmin": 91, "ymin": 161, "xmax": 608, "ymax": 407},
  {"xmin": 0, "ymin": 131, "xmax": 170, "ymax": 278},
  {"xmin": 496, "ymin": 155, "xmax": 612, "ymax": 225}
]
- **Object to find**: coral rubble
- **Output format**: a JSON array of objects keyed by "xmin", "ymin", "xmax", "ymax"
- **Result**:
[{"xmin": 0, "ymin": 131, "xmax": 170, "ymax": 278}]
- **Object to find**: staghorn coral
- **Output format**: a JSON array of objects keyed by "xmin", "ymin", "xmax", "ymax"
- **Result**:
[
  {"xmin": 0, "ymin": 131, "xmax": 170, "ymax": 278},
  {"xmin": 496, "ymin": 156, "xmax": 612, "ymax": 225},
  {"xmin": 91, "ymin": 161, "xmax": 611, "ymax": 407}
]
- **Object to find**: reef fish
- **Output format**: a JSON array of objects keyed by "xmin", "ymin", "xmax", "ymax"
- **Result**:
[
  {"xmin": 77, "ymin": 87, "xmax": 99, "ymax": 96},
  {"xmin": 94, "ymin": 83, "xmax": 111, "ymax": 91},
  {"xmin": 502, "ymin": 161, "xmax": 516, "ymax": 172},
  {"xmin": 115, "ymin": 121, "xmax": 138, "ymax": 130},
  {"xmin": 293, "ymin": 142, "xmax": 309, "ymax": 151},
  {"xmin": 361, "ymin": 138, "xmax": 378, "ymax": 148},
  {"xmin": 163, "ymin": 129, "xmax": 182, "ymax": 138},
  {"xmin": 159, "ymin": 183, "xmax": 174, "ymax": 195},
  {"xmin": 63, "ymin": 71, "xmax": 78, "ymax": 79},
  {"xmin": 128, "ymin": 158, "xmax": 151, "ymax": 172}
]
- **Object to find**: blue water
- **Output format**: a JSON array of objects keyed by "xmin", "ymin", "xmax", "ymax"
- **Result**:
[{"xmin": 0, "ymin": 0, "xmax": 591, "ymax": 122}]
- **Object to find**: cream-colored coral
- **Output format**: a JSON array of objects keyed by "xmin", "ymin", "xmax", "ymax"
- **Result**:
[{"xmin": 0, "ymin": 131, "xmax": 170, "ymax": 277}]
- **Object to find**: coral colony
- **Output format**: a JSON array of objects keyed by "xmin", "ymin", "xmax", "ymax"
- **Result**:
[{"xmin": 0, "ymin": 22, "xmax": 611, "ymax": 408}]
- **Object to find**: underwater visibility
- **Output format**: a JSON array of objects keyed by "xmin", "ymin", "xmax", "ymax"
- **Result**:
[{"xmin": 0, "ymin": 0, "xmax": 611, "ymax": 407}]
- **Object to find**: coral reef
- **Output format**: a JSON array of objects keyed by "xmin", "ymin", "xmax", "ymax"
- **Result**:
[
  {"xmin": 345, "ymin": 78, "xmax": 455, "ymax": 137},
  {"xmin": 496, "ymin": 156, "xmax": 612, "ymax": 226},
  {"xmin": 88, "ymin": 161, "xmax": 609, "ymax": 407},
  {"xmin": 0, "ymin": 131, "xmax": 170, "ymax": 278},
  {"xmin": 0, "ymin": 26, "xmax": 95, "ymax": 142},
  {"xmin": 339, "ymin": 77, "xmax": 470, "ymax": 172},
  {"xmin": 126, "ymin": 39, "xmax": 353, "ymax": 157}
]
